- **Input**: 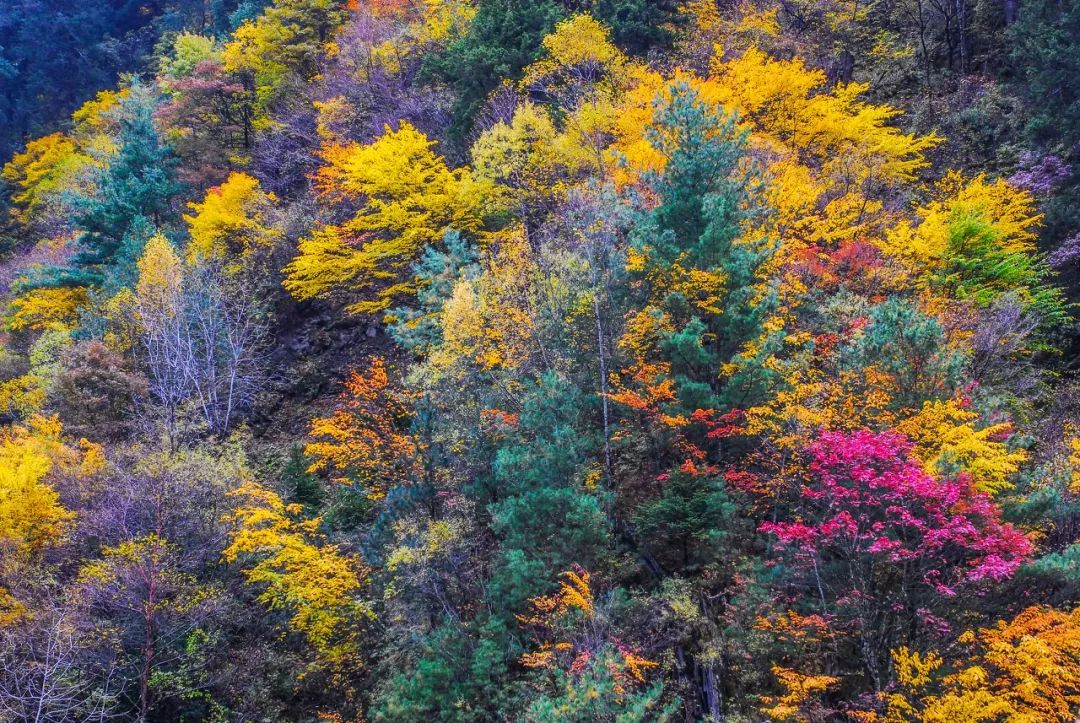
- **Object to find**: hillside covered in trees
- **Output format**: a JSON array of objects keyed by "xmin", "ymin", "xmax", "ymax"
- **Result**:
[{"xmin": 4, "ymin": 0, "xmax": 1080, "ymax": 720}]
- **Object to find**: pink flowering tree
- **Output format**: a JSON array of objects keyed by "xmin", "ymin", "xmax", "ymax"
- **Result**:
[{"xmin": 760, "ymin": 429, "xmax": 1031, "ymax": 692}]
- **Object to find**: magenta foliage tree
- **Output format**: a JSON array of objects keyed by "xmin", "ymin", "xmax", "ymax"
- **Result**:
[{"xmin": 760, "ymin": 429, "xmax": 1031, "ymax": 690}]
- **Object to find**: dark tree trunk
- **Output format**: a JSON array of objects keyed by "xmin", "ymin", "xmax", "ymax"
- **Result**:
[{"xmin": 1004, "ymin": 0, "xmax": 1020, "ymax": 25}]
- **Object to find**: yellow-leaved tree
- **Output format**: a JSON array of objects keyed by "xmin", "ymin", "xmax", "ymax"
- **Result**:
[
  {"xmin": 0, "ymin": 416, "xmax": 75, "ymax": 555},
  {"xmin": 2, "ymin": 88, "xmax": 126, "ymax": 225},
  {"xmin": 895, "ymin": 399, "xmax": 1027, "ymax": 495},
  {"xmin": 429, "ymin": 230, "xmax": 536, "ymax": 377},
  {"xmin": 1, "ymin": 416, "xmax": 102, "ymax": 623},
  {"xmin": 6, "ymin": 287, "xmax": 89, "ymax": 333},
  {"xmin": 135, "ymin": 234, "xmax": 185, "ymax": 316},
  {"xmin": 223, "ymin": 481, "xmax": 372, "ymax": 665},
  {"xmin": 1, "ymin": 132, "xmax": 88, "ymax": 223},
  {"xmin": 471, "ymin": 102, "xmax": 589, "ymax": 215},
  {"xmin": 223, "ymin": 0, "xmax": 350, "ymax": 127},
  {"xmin": 877, "ymin": 171, "xmax": 1067, "ymax": 336},
  {"xmin": 885, "ymin": 606, "xmax": 1080, "ymax": 722},
  {"xmin": 134, "ymin": 235, "xmax": 188, "ymax": 447},
  {"xmin": 882, "ymin": 172, "xmax": 1040, "ymax": 276},
  {"xmin": 184, "ymin": 172, "xmax": 280, "ymax": 269},
  {"xmin": 284, "ymin": 121, "xmax": 492, "ymax": 316},
  {"xmin": 760, "ymin": 666, "xmax": 839, "ymax": 722}
]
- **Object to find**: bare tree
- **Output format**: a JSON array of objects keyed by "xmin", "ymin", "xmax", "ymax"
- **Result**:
[
  {"xmin": 137, "ymin": 260, "xmax": 268, "ymax": 444},
  {"xmin": 0, "ymin": 605, "xmax": 122, "ymax": 723},
  {"xmin": 139, "ymin": 300, "xmax": 192, "ymax": 450},
  {"xmin": 135, "ymin": 241, "xmax": 192, "ymax": 450},
  {"xmin": 968, "ymin": 293, "xmax": 1043, "ymax": 397},
  {"xmin": 182, "ymin": 264, "xmax": 269, "ymax": 438}
]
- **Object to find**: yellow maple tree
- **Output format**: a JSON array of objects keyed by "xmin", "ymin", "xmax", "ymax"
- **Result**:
[
  {"xmin": 0, "ymin": 415, "xmax": 102, "ymax": 556},
  {"xmin": 881, "ymin": 172, "xmax": 1040, "ymax": 276},
  {"xmin": 1, "ymin": 133, "xmax": 88, "ymax": 223},
  {"xmin": 7, "ymin": 287, "xmax": 89, "ymax": 332},
  {"xmin": 223, "ymin": 0, "xmax": 349, "ymax": 127},
  {"xmin": 895, "ymin": 399, "xmax": 1027, "ymax": 495},
  {"xmin": 136, "ymin": 234, "xmax": 185, "ymax": 318},
  {"xmin": 429, "ymin": 230, "xmax": 536, "ymax": 377}
]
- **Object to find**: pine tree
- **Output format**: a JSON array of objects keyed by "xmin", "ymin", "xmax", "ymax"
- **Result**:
[
  {"xmin": 54, "ymin": 83, "xmax": 182, "ymax": 291},
  {"xmin": 630, "ymin": 83, "xmax": 778, "ymax": 412}
]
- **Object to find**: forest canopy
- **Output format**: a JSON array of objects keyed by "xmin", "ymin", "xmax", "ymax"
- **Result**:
[{"xmin": 2, "ymin": 0, "xmax": 1080, "ymax": 721}]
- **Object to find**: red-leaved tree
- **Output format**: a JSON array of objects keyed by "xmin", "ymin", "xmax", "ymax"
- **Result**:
[{"xmin": 760, "ymin": 429, "xmax": 1031, "ymax": 691}]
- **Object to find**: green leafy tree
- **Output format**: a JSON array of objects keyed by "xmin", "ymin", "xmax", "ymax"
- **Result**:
[
  {"xmin": 590, "ymin": 0, "xmax": 678, "ymax": 55},
  {"xmin": 1010, "ymin": 1, "xmax": 1080, "ymax": 149},
  {"xmin": 634, "ymin": 470, "xmax": 738, "ymax": 572},
  {"xmin": 49, "ymin": 83, "xmax": 182, "ymax": 292},
  {"xmin": 844, "ymin": 298, "xmax": 966, "ymax": 412},
  {"xmin": 425, "ymin": 0, "xmax": 566, "ymax": 144},
  {"xmin": 928, "ymin": 212, "xmax": 1070, "ymax": 347},
  {"xmin": 630, "ymin": 83, "xmax": 778, "ymax": 412}
]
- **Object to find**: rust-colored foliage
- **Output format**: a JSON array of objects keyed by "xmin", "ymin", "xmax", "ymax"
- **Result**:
[{"xmin": 306, "ymin": 357, "xmax": 422, "ymax": 498}]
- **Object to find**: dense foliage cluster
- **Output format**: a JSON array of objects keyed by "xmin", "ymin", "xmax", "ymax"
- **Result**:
[{"xmin": 2, "ymin": 0, "xmax": 1080, "ymax": 720}]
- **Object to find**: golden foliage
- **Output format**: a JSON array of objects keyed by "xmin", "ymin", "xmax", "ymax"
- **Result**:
[
  {"xmin": 1066, "ymin": 432, "xmax": 1080, "ymax": 495},
  {"xmin": 430, "ymin": 231, "xmax": 536, "ymax": 375},
  {"xmin": 184, "ymin": 172, "xmax": 280, "ymax": 267},
  {"xmin": 743, "ymin": 364, "xmax": 899, "ymax": 451},
  {"xmin": 471, "ymin": 102, "xmax": 589, "ymax": 207},
  {"xmin": 520, "ymin": 14, "xmax": 628, "ymax": 92},
  {"xmin": 895, "ymin": 399, "xmax": 1026, "ymax": 495},
  {"xmin": 608, "ymin": 47, "xmax": 938, "ymax": 191},
  {"xmin": 517, "ymin": 567, "xmax": 659, "ymax": 690},
  {"xmin": 71, "ymin": 89, "xmax": 126, "ymax": 140},
  {"xmin": 518, "ymin": 568, "xmax": 595, "ymax": 631},
  {"xmin": 1, "ymin": 133, "xmax": 88, "ymax": 222},
  {"xmin": 7, "ymin": 287, "xmax": 89, "ymax": 332},
  {"xmin": 223, "ymin": 480, "xmax": 372, "ymax": 663},
  {"xmin": 761, "ymin": 666, "xmax": 839, "ymax": 722},
  {"xmin": 0, "ymin": 374, "xmax": 46, "ymax": 419},
  {"xmin": 284, "ymin": 122, "xmax": 491, "ymax": 315},
  {"xmin": 222, "ymin": 0, "xmax": 348, "ymax": 126},
  {"xmin": 885, "ymin": 606, "xmax": 1080, "ymax": 722},
  {"xmin": 0, "ymin": 587, "xmax": 26, "ymax": 627},
  {"xmin": 676, "ymin": 0, "xmax": 780, "ymax": 61},
  {"xmin": 881, "ymin": 173, "xmax": 1040, "ymax": 274},
  {"xmin": 136, "ymin": 234, "xmax": 185, "ymax": 319},
  {"xmin": 367, "ymin": 0, "xmax": 476, "ymax": 71},
  {"xmin": 0, "ymin": 415, "xmax": 100, "ymax": 556},
  {"xmin": 706, "ymin": 48, "xmax": 938, "ymax": 182}
]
